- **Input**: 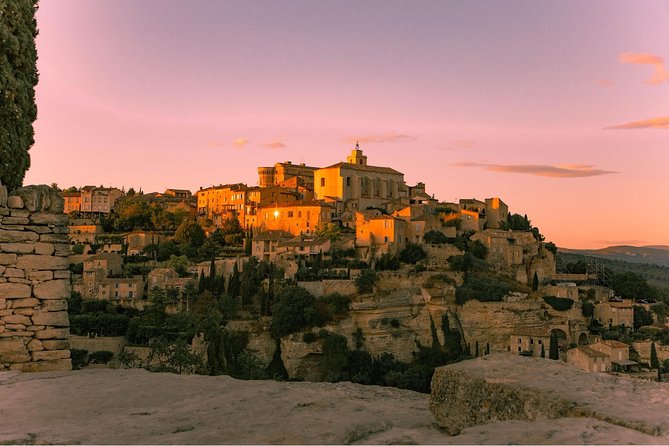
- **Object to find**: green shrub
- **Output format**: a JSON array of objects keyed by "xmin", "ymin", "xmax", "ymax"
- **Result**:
[
  {"xmin": 455, "ymin": 272, "xmax": 513, "ymax": 304},
  {"xmin": 88, "ymin": 350, "xmax": 113, "ymax": 364},
  {"xmin": 423, "ymin": 230, "xmax": 448, "ymax": 244},
  {"xmin": 302, "ymin": 332, "xmax": 317, "ymax": 343},
  {"xmin": 581, "ymin": 302, "xmax": 594, "ymax": 318},
  {"xmin": 399, "ymin": 243, "xmax": 427, "ymax": 264},
  {"xmin": 542, "ymin": 296, "xmax": 574, "ymax": 311},
  {"xmin": 270, "ymin": 286, "xmax": 321, "ymax": 339},
  {"xmin": 318, "ymin": 293, "xmax": 351, "ymax": 319},
  {"xmin": 375, "ymin": 253, "xmax": 400, "ymax": 270},
  {"xmin": 71, "ymin": 349, "xmax": 88, "ymax": 369},
  {"xmin": 355, "ymin": 269, "xmax": 377, "ymax": 294}
]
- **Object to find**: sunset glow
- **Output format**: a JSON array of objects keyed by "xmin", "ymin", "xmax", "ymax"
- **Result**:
[{"xmin": 25, "ymin": 0, "xmax": 669, "ymax": 249}]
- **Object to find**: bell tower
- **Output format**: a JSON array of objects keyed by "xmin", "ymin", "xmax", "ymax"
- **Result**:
[{"xmin": 346, "ymin": 142, "xmax": 367, "ymax": 165}]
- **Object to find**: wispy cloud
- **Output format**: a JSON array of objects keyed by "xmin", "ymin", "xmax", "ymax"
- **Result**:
[
  {"xmin": 261, "ymin": 141, "xmax": 286, "ymax": 149},
  {"xmin": 234, "ymin": 138, "xmax": 250, "ymax": 148},
  {"xmin": 594, "ymin": 239, "xmax": 647, "ymax": 246},
  {"xmin": 440, "ymin": 139, "xmax": 474, "ymax": 150},
  {"xmin": 604, "ymin": 116, "xmax": 669, "ymax": 130},
  {"xmin": 453, "ymin": 161, "xmax": 617, "ymax": 178},
  {"xmin": 619, "ymin": 52, "xmax": 669, "ymax": 85},
  {"xmin": 344, "ymin": 132, "xmax": 416, "ymax": 145},
  {"xmin": 597, "ymin": 79, "xmax": 615, "ymax": 87}
]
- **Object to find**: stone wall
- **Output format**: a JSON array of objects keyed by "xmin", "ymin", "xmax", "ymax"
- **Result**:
[{"xmin": 0, "ymin": 184, "xmax": 72, "ymax": 371}]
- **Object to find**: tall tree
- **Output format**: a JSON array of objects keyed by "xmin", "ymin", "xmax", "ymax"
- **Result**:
[
  {"xmin": 549, "ymin": 332, "xmax": 559, "ymax": 360},
  {"xmin": 0, "ymin": 0, "xmax": 38, "ymax": 190},
  {"xmin": 651, "ymin": 342, "xmax": 659, "ymax": 369}
]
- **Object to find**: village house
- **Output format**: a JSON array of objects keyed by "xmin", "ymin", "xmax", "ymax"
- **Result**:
[
  {"xmin": 79, "ymin": 186, "xmax": 124, "ymax": 214},
  {"xmin": 96, "ymin": 276, "xmax": 145, "ymax": 307},
  {"xmin": 79, "ymin": 252, "xmax": 124, "ymax": 299},
  {"xmin": 509, "ymin": 327, "xmax": 552, "ymax": 357},
  {"xmin": 147, "ymin": 268, "xmax": 192, "ymax": 298},
  {"xmin": 68, "ymin": 220, "xmax": 103, "ymax": 245},
  {"xmin": 62, "ymin": 190, "xmax": 82, "ymax": 214},
  {"xmin": 252, "ymin": 230, "xmax": 294, "ymax": 263},
  {"xmin": 566, "ymin": 345, "xmax": 611, "ymax": 372},
  {"xmin": 163, "ymin": 188, "xmax": 192, "ymax": 199},
  {"xmin": 277, "ymin": 234, "xmax": 331, "ymax": 262},
  {"xmin": 594, "ymin": 300, "xmax": 634, "ymax": 328},
  {"xmin": 255, "ymin": 200, "xmax": 334, "ymax": 236},
  {"xmin": 591, "ymin": 339, "xmax": 636, "ymax": 372},
  {"xmin": 355, "ymin": 211, "xmax": 407, "ymax": 259}
]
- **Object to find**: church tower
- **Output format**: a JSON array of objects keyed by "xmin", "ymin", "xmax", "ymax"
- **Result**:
[{"xmin": 346, "ymin": 142, "xmax": 368, "ymax": 165}]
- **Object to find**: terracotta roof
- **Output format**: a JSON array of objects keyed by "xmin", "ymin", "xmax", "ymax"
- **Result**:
[
  {"xmin": 321, "ymin": 162, "xmax": 403, "ymax": 175},
  {"xmin": 61, "ymin": 191, "xmax": 81, "ymax": 197},
  {"xmin": 576, "ymin": 346, "xmax": 608, "ymax": 357}
]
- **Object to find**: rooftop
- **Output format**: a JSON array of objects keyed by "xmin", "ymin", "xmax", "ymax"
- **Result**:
[{"xmin": 321, "ymin": 161, "xmax": 403, "ymax": 175}]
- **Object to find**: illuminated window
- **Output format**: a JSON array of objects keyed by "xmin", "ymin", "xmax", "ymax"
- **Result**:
[{"xmin": 320, "ymin": 178, "xmax": 325, "ymax": 187}]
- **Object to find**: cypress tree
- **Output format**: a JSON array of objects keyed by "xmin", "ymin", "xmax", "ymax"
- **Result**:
[
  {"xmin": 540, "ymin": 343, "xmax": 545, "ymax": 358},
  {"xmin": 475, "ymin": 340, "xmax": 479, "ymax": 357},
  {"xmin": 651, "ymin": 342, "xmax": 659, "ymax": 369},
  {"xmin": 0, "ymin": 0, "xmax": 38, "ymax": 190},
  {"xmin": 532, "ymin": 272, "xmax": 539, "ymax": 292},
  {"xmin": 549, "ymin": 332, "xmax": 559, "ymax": 360},
  {"xmin": 227, "ymin": 262, "xmax": 241, "ymax": 298},
  {"xmin": 485, "ymin": 342, "xmax": 490, "ymax": 355}
]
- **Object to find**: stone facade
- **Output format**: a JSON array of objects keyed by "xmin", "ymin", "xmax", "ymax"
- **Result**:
[{"xmin": 0, "ymin": 184, "xmax": 71, "ymax": 371}]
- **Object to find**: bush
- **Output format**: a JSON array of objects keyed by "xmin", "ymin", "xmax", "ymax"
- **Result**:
[
  {"xmin": 542, "ymin": 296, "xmax": 574, "ymax": 311},
  {"xmin": 468, "ymin": 240, "xmax": 488, "ymax": 260},
  {"xmin": 355, "ymin": 269, "xmax": 377, "ymax": 294},
  {"xmin": 88, "ymin": 350, "xmax": 114, "ymax": 364},
  {"xmin": 270, "ymin": 286, "xmax": 320, "ymax": 339},
  {"xmin": 423, "ymin": 230, "xmax": 448, "ymax": 244},
  {"xmin": 399, "ymin": 243, "xmax": 427, "ymax": 264},
  {"xmin": 455, "ymin": 272, "xmax": 513, "ymax": 304},
  {"xmin": 318, "ymin": 293, "xmax": 351, "ymax": 319},
  {"xmin": 582, "ymin": 302, "xmax": 594, "ymax": 318},
  {"xmin": 448, "ymin": 253, "xmax": 474, "ymax": 272},
  {"xmin": 634, "ymin": 305, "xmax": 654, "ymax": 330},
  {"xmin": 302, "ymin": 332, "xmax": 317, "ymax": 343},
  {"xmin": 71, "ymin": 244, "xmax": 85, "ymax": 255},
  {"xmin": 375, "ymin": 253, "xmax": 400, "ymax": 271},
  {"xmin": 71, "ymin": 349, "xmax": 88, "ymax": 369}
]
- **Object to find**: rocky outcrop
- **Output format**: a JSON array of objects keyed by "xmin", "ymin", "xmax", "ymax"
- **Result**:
[
  {"xmin": 0, "ymin": 184, "xmax": 71, "ymax": 372},
  {"xmin": 430, "ymin": 353, "xmax": 669, "ymax": 436},
  {"xmin": 1, "ymin": 368, "xmax": 668, "ymax": 445}
]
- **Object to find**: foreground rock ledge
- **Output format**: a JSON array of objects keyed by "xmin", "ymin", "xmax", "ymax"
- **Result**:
[{"xmin": 430, "ymin": 353, "xmax": 669, "ymax": 436}]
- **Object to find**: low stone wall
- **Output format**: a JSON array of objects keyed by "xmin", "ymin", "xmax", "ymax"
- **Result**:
[
  {"xmin": 70, "ymin": 336, "xmax": 126, "ymax": 356},
  {"xmin": 297, "ymin": 279, "xmax": 357, "ymax": 297},
  {"xmin": 0, "ymin": 184, "xmax": 72, "ymax": 371}
]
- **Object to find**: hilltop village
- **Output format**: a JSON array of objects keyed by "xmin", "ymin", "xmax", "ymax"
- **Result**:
[{"xmin": 39, "ymin": 145, "xmax": 669, "ymax": 387}]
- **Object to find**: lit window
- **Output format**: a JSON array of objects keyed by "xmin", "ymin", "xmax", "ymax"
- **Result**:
[{"xmin": 320, "ymin": 178, "xmax": 325, "ymax": 187}]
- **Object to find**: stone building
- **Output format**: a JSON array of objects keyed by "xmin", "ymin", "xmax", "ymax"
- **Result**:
[
  {"xmin": 567, "ymin": 345, "xmax": 611, "ymax": 372},
  {"xmin": 257, "ymin": 161, "xmax": 320, "ymax": 188},
  {"xmin": 252, "ymin": 230, "xmax": 293, "ymax": 263},
  {"xmin": 355, "ymin": 211, "xmax": 407, "ymax": 259},
  {"xmin": 509, "ymin": 327, "xmax": 552, "ymax": 357},
  {"xmin": 591, "ymin": 339, "xmax": 635, "ymax": 371},
  {"xmin": 256, "ymin": 201, "xmax": 334, "ymax": 236},
  {"xmin": 196, "ymin": 183, "xmax": 250, "ymax": 226},
  {"xmin": 79, "ymin": 186, "xmax": 124, "ymax": 214},
  {"xmin": 61, "ymin": 190, "xmax": 82, "ymax": 214},
  {"xmin": 594, "ymin": 300, "xmax": 634, "ymax": 328},
  {"xmin": 314, "ymin": 147, "xmax": 407, "ymax": 212}
]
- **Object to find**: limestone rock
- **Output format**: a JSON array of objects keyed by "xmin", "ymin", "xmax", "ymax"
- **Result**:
[
  {"xmin": 34, "ymin": 242, "xmax": 55, "ymax": 255},
  {"xmin": 42, "ymin": 300, "xmax": 67, "ymax": 311},
  {"xmin": 28, "ymin": 270, "xmax": 53, "ymax": 281},
  {"xmin": 0, "ymin": 253, "xmax": 18, "ymax": 265},
  {"xmin": 0, "ymin": 282, "xmax": 31, "ymax": 298},
  {"xmin": 32, "ymin": 280, "xmax": 69, "ymax": 300},
  {"xmin": 7, "ymin": 195, "xmax": 23, "ymax": 209},
  {"xmin": 11, "ymin": 298, "xmax": 38, "ymax": 308},
  {"xmin": 35, "ymin": 328, "xmax": 70, "ymax": 339},
  {"xmin": 0, "ymin": 230, "xmax": 39, "ymax": 243},
  {"xmin": 0, "ymin": 338, "xmax": 30, "ymax": 363},
  {"xmin": 39, "ymin": 233, "xmax": 69, "ymax": 244},
  {"xmin": 3, "ymin": 268, "xmax": 25, "ymax": 278},
  {"xmin": 3, "ymin": 314, "xmax": 32, "ymax": 325},
  {"xmin": 29, "ymin": 213, "xmax": 69, "ymax": 226},
  {"xmin": 9, "ymin": 186, "xmax": 52, "ymax": 212},
  {"xmin": 32, "ymin": 349, "xmax": 70, "ymax": 361},
  {"xmin": 27, "ymin": 338, "xmax": 44, "ymax": 351},
  {"xmin": 42, "ymin": 339, "xmax": 69, "ymax": 350},
  {"xmin": 0, "ymin": 242, "xmax": 35, "ymax": 253},
  {"xmin": 31, "ymin": 311, "xmax": 69, "ymax": 327},
  {"xmin": 430, "ymin": 353, "xmax": 669, "ymax": 437},
  {"xmin": 15, "ymin": 358, "xmax": 71, "ymax": 372},
  {"xmin": 16, "ymin": 255, "xmax": 68, "ymax": 271}
]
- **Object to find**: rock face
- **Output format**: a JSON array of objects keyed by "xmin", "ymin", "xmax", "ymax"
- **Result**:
[
  {"xmin": 0, "ymin": 184, "xmax": 71, "ymax": 372},
  {"xmin": 1, "ymin": 368, "xmax": 668, "ymax": 445},
  {"xmin": 430, "ymin": 353, "xmax": 669, "ymax": 437}
]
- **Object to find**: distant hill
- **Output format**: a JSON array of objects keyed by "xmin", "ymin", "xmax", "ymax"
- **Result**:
[
  {"xmin": 557, "ymin": 250, "xmax": 669, "ymax": 290},
  {"xmin": 560, "ymin": 245, "xmax": 669, "ymax": 268}
]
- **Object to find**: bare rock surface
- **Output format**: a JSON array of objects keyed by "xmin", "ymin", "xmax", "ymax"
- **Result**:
[
  {"xmin": 1, "ymin": 367, "xmax": 668, "ymax": 444},
  {"xmin": 430, "ymin": 353, "xmax": 669, "ymax": 437}
]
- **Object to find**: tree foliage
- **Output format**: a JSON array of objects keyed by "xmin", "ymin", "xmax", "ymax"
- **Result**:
[
  {"xmin": 423, "ymin": 230, "xmax": 448, "ymax": 244},
  {"xmin": 355, "ymin": 269, "xmax": 378, "ymax": 294},
  {"xmin": 399, "ymin": 243, "xmax": 427, "ymax": 264},
  {"xmin": 0, "ymin": 0, "xmax": 38, "ymax": 190}
]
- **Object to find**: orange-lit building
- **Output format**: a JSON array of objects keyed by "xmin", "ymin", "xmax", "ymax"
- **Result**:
[
  {"xmin": 355, "ymin": 211, "xmax": 407, "ymax": 259},
  {"xmin": 79, "ymin": 186, "xmax": 124, "ymax": 214},
  {"xmin": 257, "ymin": 161, "xmax": 320, "ymax": 188},
  {"xmin": 62, "ymin": 191, "xmax": 82, "ymax": 214},
  {"xmin": 256, "ymin": 201, "xmax": 334, "ymax": 235},
  {"xmin": 314, "ymin": 147, "xmax": 407, "ymax": 212},
  {"xmin": 196, "ymin": 183, "xmax": 250, "ymax": 227}
]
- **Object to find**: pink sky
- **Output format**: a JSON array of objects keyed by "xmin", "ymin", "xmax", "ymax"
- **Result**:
[{"xmin": 25, "ymin": 1, "xmax": 669, "ymax": 249}]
